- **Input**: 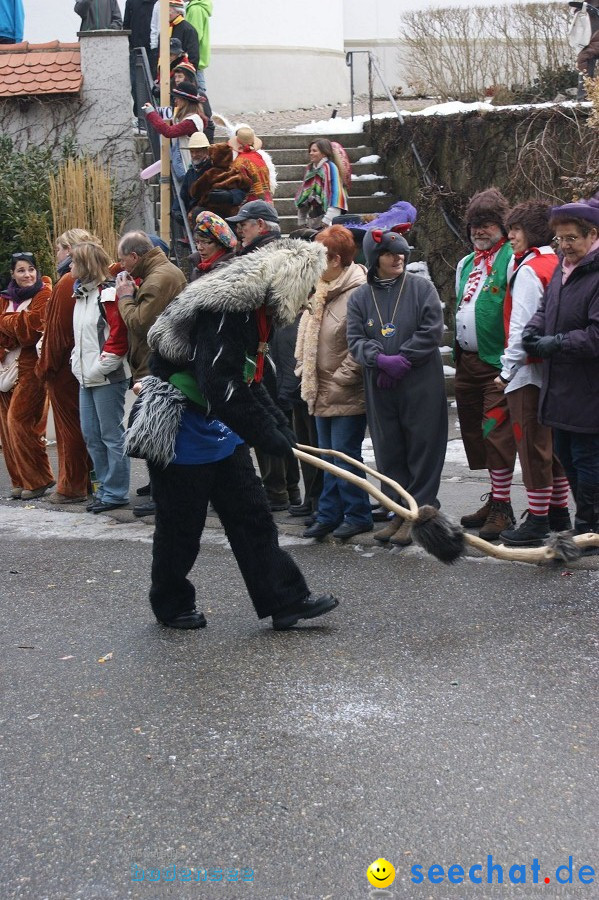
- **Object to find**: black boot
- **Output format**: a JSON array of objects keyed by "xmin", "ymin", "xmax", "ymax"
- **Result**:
[
  {"xmin": 574, "ymin": 483, "xmax": 599, "ymax": 534},
  {"xmin": 548, "ymin": 506, "xmax": 572, "ymax": 532},
  {"xmin": 500, "ymin": 511, "xmax": 549, "ymax": 547},
  {"xmin": 573, "ymin": 483, "xmax": 599, "ymax": 555}
]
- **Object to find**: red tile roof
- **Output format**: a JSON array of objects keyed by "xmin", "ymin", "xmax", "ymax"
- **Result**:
[{"xmin": 0, "ymin": 41, "xmax": 82, "ymax": 97}]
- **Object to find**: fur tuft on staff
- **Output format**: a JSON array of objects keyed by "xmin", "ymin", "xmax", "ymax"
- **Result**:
[
  {"xmin": 412, "ymin": 505, "xmax": 466, "ymax": 564},
  {"xmin": 546, "ymin": 533, "xmax": 583, "ymax": 563}
]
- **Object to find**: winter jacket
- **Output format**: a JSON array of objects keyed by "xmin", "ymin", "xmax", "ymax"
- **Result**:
[
  {"xmin": 118, "ymin": 247, "xmax": 187, "ymax": 379},
  {"xmin": 185, "ymin": 0, "xmax": 212, "ymax": 69},
  {"xmin": 190, "ymin": 144, "xmax": 252, "ymax": 218},
  {"xmin": 123, "ymin": 0, "xmax": 154, "ymax": 49},
  {"xmin": 526, "ymin": 244, "xmax": 599, "ymax": 433},
  {"xmin": 500, "ymin": 246, "xmax": 559, "ymax": 392},
  {"xmin": 146, "ymin": 238, "xmax": 326, "ymax": 457},
  {"xmin": 0, "ymin": 0, "xmax": 24, "ymax": 42},
  {"xmin": 295, "ymin": 263, "xmax": 366, "ymax": 416},
  {"xmin": 170, "ymin": 18, "xmax": 200, "ymax": 69},
  {"xmin": 75, "ymin": 0, "xmax": 123, "ymax": 31},
  {"xmin": 0, "ymin": 277, "xmax": 52, "ymax": 379},
  {"xmin": 71, "ymin": 281, "xmax": 130, "ymax": 387}
]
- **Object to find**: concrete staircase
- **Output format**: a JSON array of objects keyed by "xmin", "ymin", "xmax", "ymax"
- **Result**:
[{"xmin": 264, "ymin": 130, "xmax": 391, "ymax": 234}]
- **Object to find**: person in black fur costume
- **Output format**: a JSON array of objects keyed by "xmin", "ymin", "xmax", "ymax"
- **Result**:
[{"xmin": 127, "ymin": 237, "xmax": 339, "ymax": 631}]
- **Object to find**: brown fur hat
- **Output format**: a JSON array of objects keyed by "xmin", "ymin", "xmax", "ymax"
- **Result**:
[
  {"xmin": 465, "ymin": 187, "xmax": 510, "ymax": 236},
  {"xmin": 505, "ymin": 200, "xmax": 554, "ymax": 249},
  {"xmin": 209, "ymin": 143, "xmax": 233, "ymax": 169}
]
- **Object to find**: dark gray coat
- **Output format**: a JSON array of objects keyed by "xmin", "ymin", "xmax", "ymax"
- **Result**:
[
  {"xmin": 346, "ymin": 273, "xmax": 448, "ymax": 506},
  {"xmin": 526, "ymin": 245, "xmax": 599, "ymax": 433},
  {"xmin": 75, "ymin": 0, "xmax": 123, "ymax": 30}
]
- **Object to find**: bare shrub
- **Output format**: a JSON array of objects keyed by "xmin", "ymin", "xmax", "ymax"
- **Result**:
[{"xmin": 400, "ymin": 2, "xmax": 573, "ymax": 100}]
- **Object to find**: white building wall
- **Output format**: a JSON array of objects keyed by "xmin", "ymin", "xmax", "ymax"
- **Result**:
[{"xmin": 209, "ymin": 0, "xmax": 348, "ymax": 112}]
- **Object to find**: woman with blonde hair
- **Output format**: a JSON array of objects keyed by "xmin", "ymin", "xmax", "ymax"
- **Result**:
[
  {"xmin": 70, "ymin": 241, "xmax": 131, "ymax": 513},
  {"xmin": 295, "ymin": 139, "xmax": 349, "ymax": 229},
  {"xmin": 36, "ymin": 228, "xmax": 98, "ymax": 503},
  {"xmin": 0, "ymin": 252, "xmax": 55, "ymax": 499}
]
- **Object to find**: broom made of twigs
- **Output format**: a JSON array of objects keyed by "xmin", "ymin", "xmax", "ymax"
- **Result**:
[
  {"xmin": 293, "ymin": 444, "xmax": 599, "ymax": 565},
  {"xmin": 49, "ymin": 157, "xmax": 119, "ymax": 261}
]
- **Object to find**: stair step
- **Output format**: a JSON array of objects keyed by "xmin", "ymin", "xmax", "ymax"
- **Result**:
[
  {"xmin": 276, "ymin": 177, "xmax": 390, "ymax": 199},
  {"xmin": 274, "ymin": 194, "xmax": 392, "ymax": 217},
  {"xmin": 268, "ymin": 145, "xmax": 373, "ymax": 165},
  {"xmin": 259, "ymin": 131, "xmax": 369, "ymax": 150},
  {"xmin": 276, "ymin": 160, "xmax": 381, "ymax": 181}
]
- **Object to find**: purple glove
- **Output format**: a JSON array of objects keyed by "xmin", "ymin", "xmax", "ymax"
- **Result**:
[
  {"xmin": 376, "ymin": 371, "xmax": 398, "ymax": 390},
  {"xmin": 377, "ymin": 353, "xmax": 412, "ymax": 381}
]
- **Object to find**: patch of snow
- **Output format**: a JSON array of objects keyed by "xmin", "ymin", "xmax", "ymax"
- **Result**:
[
  {"xmin": 440, "ymin": 345, "xmax": 453, "ymax": 353},
  {"xmin": 292, "ymin": 100, "xmax": 593, "ymax": 135},
  {"xmin": 0, "ymin": 506, "xmax": 305, "ymax": 547},
  {"xmin": 351, "ymin": 173, "xmax": 385, "ymax": 181},
  {"xmin": 444, "ymin": 365, "xmax": 456, "ymax": 376},
  {"xmin": 372, "ymin": 191, "xmax": 388, "ymax": 196},
  {"xmin": 356, "ymin": 154, "xmax": 380, "ymax": 164},
  {"xmin": 406, "ymin": 260, "xmax": 430, "ymax": 280}
]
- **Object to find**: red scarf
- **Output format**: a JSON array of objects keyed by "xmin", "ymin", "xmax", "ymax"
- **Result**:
[
  {"xmin": 196, "ymin": 249, "xmax": 226, "ymax": 272},
  {"xmin": 462, "ymin": 237, "xmax": 507, "ymax": 304},
  {"xmin": 473, "ymin": 237, "xmax": 507, "ymax": 275},
  {"xmin": 254, "ymin": 305, "xmax": 271, "ymax": 383}
]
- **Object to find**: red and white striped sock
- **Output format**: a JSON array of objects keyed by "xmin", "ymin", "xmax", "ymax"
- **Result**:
[
  {"xmin": 550, "ymin": 476, "xmax": 570, "ymax": 509},
  {"xmin": 527, "ymin": 487, "xmax": 552, "ymax": 517},
  {"xmin": 490, "ymin": 468, "xmax": 513, "ymax": 503}
]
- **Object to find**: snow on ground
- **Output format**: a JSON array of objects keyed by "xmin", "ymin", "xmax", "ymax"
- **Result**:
[
  {"xmin": 0, "ymin": 507, "xmax": 304, "ymax": 546},
  {"xmin": 444, "ymin": 365, "xmax": 456, "ymax": 376},
  {"xmin": 292, "ymin": 100, "xmax": 592, "ymax": 134},
  {"xmin": 351, "ymin": 173, "xmax": 386, "ymax": 180},
  {"xmin": 356, "ymin": 154, "xmax": 380, "ymax": 164}
]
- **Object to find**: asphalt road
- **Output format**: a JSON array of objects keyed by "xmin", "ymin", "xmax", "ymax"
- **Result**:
[{"xmin": 1, "ymin": 511, "xmax": 597, "ymax": 899}]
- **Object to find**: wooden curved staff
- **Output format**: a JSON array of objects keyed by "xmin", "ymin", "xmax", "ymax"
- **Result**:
[{"xmin": 293, "ymin": 444, "xmax": 599, "ymax": 565}]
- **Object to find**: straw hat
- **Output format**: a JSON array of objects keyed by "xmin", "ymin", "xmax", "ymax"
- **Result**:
[{"xmin": 228, "ymin": 125, "xmax": 263, "ymax": 152}]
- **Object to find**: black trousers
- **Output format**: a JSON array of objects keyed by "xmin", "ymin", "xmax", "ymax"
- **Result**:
[
  {"xmin": 148, "ymin": 445, "xmax": 309, "ymax": 621},
  {"xmin": 292, "ymin": 400, "xmax": 323, "ymax": 507}
]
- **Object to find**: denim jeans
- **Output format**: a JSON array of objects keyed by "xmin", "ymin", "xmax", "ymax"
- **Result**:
[
  {"xmin": 196, "ymin": 68, "xmax": 207, "ymax": 93},
  {"xmin": 79, "ymin": 381, "xmax": 130, "ymax": 504},
  {"xmin": 315, "ymin": 414, "xmax": 372, "ymax": 526},
  {"xmin": 553, "ymin": 429, "xmax": 599, "ymax": 489}
]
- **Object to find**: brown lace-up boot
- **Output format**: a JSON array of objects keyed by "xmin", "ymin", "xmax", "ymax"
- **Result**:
[
  {"xmin": 460, "ymin": 492, "xmax": 492, "ymax": 528},
  {"xmin": 479, "ymin": 499, "xmax": 515, "ymax": 541}
]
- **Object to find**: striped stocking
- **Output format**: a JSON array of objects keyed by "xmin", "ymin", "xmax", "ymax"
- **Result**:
[
  {"xmin": 527, "ymin": 487, "xmax": 552, "ymax": 517},
  {"xmin": 550, "ymin": 476, "xmax": 570, "ymax": 509},
  {"xmin": 490, "ymin": 468, "xmax": 513, "ymax": 503}
]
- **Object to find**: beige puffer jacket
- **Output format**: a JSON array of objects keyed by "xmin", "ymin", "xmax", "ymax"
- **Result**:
[{"xmin": 295, "ymin": 261, "xmax": 367, "ymax": 417}]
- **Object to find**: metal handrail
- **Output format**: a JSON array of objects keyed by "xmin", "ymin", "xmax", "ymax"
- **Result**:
[
  {"xmin": 132, "ymin": 47, "xmax": 195, "ymax": 257},
  {"xmin": 346, "ymin": 50, "xmax": 464, "ymax": 243}
]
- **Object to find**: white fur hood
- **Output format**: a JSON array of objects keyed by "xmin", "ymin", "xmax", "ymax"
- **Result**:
[{"xmin": 148, "ymin": 238, "xmax": 326, "ymax": 364}]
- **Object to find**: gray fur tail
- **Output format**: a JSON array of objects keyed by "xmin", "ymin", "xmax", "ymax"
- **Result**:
[{"xmin": 124, "ymin": 376, "xmax": 186, "ymax": 468}]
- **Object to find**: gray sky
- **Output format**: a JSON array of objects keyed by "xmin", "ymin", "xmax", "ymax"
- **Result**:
[{"xmin": 23, "ymin": 0, "xmax": 518, "ymax": 44}]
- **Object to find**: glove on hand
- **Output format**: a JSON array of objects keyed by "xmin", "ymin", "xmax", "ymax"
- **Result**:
[
  {"xmin": 377, "ymin": 353, "xmax": 412, "ymax": 381},
  {"xmin": 521, "ymin": 328, "xmax": 541, "ymax": 354},
  {"xmin": 532, "ymin": 334, "xmax": 564, "ymax": 358},
  {"xmin": 261, "ymin": 428, "xmax": 295, "ymax": 459},
  {"xmin": 279, "ymin": 423, "xmax": 298, "ymax": 448},
  {"xmin": 376, "ymin": 371, "xmax": 398, "ymax": 390}
]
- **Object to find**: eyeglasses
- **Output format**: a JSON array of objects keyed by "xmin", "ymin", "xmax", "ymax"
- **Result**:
[
  {"xmin": 11, "ymin": 252, "xmax": 35, "ymax": 264},
  {"xmin": 554, "ymin": 234, "xmax": 585, "ymax": 245}
]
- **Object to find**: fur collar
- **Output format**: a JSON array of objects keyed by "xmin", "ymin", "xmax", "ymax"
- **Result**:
[{"xmin": 148, "ymin": 237, "xmax": 326, "ymax": 365}]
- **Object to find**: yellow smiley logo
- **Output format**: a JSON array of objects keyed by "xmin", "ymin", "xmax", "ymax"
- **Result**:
[{"xmin": 366, "ymin": 858, "xmax": 396, "ymax": 888}]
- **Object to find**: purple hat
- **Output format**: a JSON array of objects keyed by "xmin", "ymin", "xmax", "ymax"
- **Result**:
[{"xmin": 550, "ymin": 193, "xmax": 599, "ymax": 228}]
